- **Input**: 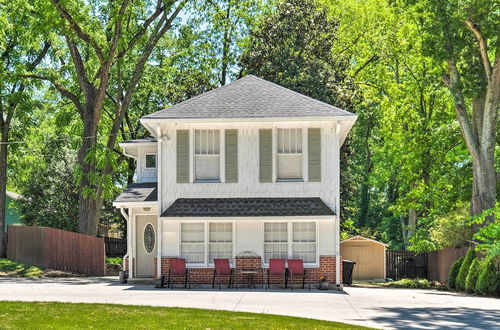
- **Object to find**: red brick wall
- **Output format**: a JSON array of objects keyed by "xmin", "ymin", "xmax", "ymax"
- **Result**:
[
  {"xmin": 153, "ymin": 256, "xmax": 342, "ymax": 286},
  {"xmin": 123, "ymin": 257, "xmax": 134, "ymax": 277}
]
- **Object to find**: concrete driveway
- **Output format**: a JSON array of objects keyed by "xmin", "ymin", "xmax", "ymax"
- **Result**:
[{"xmin": 0, "ymin": 277, "xmax": 498, "ymax": 329}]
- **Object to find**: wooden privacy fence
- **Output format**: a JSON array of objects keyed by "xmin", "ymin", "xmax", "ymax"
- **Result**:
[
  {"xmin": 386, "ymin": 250, "xmax": 428, "ymax": 280},
  {"xmin": 101, "ymin": 236, "xmax": 127, "ymax": 257},
  {"xmin": 7, "ymin": 225, "xmax": 105, "ymax": 276},
  {"xmin": 427, "ymin": 245, "xmax": 471, "ymax": 284}
]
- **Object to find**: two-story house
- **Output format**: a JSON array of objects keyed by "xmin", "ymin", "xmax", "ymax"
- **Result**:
[{"xmin": 113, "ymin": 75, "xmax": 357, "ymax": 287}]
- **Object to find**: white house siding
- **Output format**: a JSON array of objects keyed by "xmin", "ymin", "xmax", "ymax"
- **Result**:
[
  {"xmin": 158, "ymin": 121, "xmax": 340, "ymax": 212},
  {"xmin": 136, "ymin": 146, "xmax": 158, "ymax": 182}
]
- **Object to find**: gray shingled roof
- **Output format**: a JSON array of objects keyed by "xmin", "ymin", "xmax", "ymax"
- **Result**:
[
  {"xmin": 114, "ymin": 183, "xmax": 157, "ymax": 203},
  {"xmin": 161, "ymin": 197, "xmax": 335, "ymax": 217},
  {"xmin": 142, "ymin": 75, "xmax": 355, "ymax": 120}
]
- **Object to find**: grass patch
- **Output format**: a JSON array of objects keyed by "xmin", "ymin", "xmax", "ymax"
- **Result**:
[
  {"xmin": 105, "ymin": 257, "xmax": 123, "ymax": 265},
  {"xmin": 0, "ymin": 259, "xmax": 44, "ymax": 277},
  {"xmin": 0, "ymin": 301, "xmax": 368, "ymax": 329}
]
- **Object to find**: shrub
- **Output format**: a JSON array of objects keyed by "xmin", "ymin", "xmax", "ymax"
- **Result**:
[
  {"xmin": 456, "ymin": 249, "xmax": 474, "ymax": 291},
  {"xmin": 448, "ymin": 257, "xmax": 464, "ymax": 289},
  {"xmin": 476, "ymin": 257, "xmax": 500, "ymax": 296},
  {"xmin": 465, "ymin": 259, "xmax": 481, "ymax": 293},
  {"xmin": 386, "ymin": 278, "xmax": 445, "ymax": 290}
]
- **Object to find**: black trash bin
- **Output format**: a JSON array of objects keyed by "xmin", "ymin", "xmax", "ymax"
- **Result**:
[{"xmin": 342, "ymin": 260, "xmax": 356, "ymax": 285}]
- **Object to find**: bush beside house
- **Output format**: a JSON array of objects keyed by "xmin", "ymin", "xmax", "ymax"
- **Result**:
[
  {"xmin": 448, "ymin": 257, "xmax": 464, "ymax": 289},
  {"xmin": 465, "ymin": 259, "xmax": 481, "ymax": 292},
  {"xmin": 455, "ymin": 249, "xmax": 474, "ymax": 291},
  {"xmin": 476, "ymin": 257, "xmax": 500, "ymax": 296}
]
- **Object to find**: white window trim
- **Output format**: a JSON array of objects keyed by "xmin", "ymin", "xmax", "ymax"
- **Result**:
[
  {"xmin": 190, "ymin": 128, "xmax": 224, "ymax": 183},
  {"xmin": 144, "ymin": 153, "xmax": 157, "ymax": 169},
  {"xmin": 273, "ymin": 127, "xmax": 308, "ymax": 183},
  {"xmin": 261, "ymin": 220, "xmax": 319, "ymax": 268},
  {"xmin": 179, "ymin": 220, "xmax": 236, "ymax": 267}
]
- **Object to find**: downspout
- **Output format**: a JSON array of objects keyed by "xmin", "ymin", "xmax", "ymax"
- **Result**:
[
  {"xmin": 120, "ymin": 207, "xmax": 132, "ymax": 276},
  {"xmin": 156, "ymin": 126, "xmax": 163, "ymax": 278},
  {"xmin": 335, "ymin": 121, "xmax": 341, "ymax": 287}
]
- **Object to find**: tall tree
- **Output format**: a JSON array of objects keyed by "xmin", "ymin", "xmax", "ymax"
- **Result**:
[
  {"xmin": 241, "ymin": 0, "xmax": 359, "ymax": 221},
  {"xmin": 414, "ymin": 0, "xmax": 499, "ymax": 219},
  {"xmin": 0, "ymin": 0, "xmax": 49, "ymax": 256},
  {"xmin": 26, "ymin": 0, "xmax": 187, "ymax": 236}
]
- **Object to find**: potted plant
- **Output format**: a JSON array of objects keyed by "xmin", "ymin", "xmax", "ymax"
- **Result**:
[{"xmin": 318, "ymin": 275, "xmax": 329, "ymax": 290}]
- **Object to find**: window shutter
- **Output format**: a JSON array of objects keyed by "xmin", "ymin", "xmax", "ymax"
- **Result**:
[
  {"xmin": 225, "ymin": 129, "xmax": 238, "ymax": 183},
  {"xmin": 176, "ymin": 130, "xmax": 189, "ymax": 183},
  {"xmin": 308, "ymin": 128, "xmax": 321, "ymax": 182},
  {"xmin": 259, "ymin": 129, "xmax": 273, "ymax": 182}
]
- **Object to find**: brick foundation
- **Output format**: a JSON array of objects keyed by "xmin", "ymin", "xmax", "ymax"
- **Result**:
[
  {"xmin": 123, "ymin": 258, "xmax": 134, "ymax": 277},
  {"xmin": 153, "ymin": 256, "xmax": 342, "ymax": 287}
]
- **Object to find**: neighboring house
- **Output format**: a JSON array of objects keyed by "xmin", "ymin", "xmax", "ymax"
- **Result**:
[
  {"xmin": 113, "ymin": 75, "xmax": 357, "ymax": 285},
  {"xmin": 340, "ymin": 235, "xmax": 387, "ymax": 281},
  {"xmin": 4, "ymin": 191, "xmax": 21, "ymax": 232}
]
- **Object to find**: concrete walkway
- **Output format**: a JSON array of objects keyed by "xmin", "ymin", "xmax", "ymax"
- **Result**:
[{"xmin": 0, "ymin": 277, "xmax": 498, "ymax": 329}]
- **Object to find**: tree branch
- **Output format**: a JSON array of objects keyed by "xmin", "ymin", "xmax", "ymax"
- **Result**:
[
  {"xmin": 22, "ymin": 74, "xmax": 84, "ymax": 117},
  {"xmin": 65, "ymin": 36, "xmax": 93, "ymax": 97},
  {"xmin": 465, "ymin": 18, "xmax": 492, "ymax": 78},
  {"xmin": 51, "ymin": 0, "xmax": 105, "ymax": 62}
]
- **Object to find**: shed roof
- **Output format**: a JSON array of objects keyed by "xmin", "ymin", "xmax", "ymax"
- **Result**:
[
  {"xmin": 161, "ymin": 197, "xmax": 335, "ymax": 217},
  {"xmin": 142, "ymin": 75, "xmax": 356, "ymax": 121},
  {"xmin": 340, "ymin": 235, "xmax": 388, "ymax": 247}
]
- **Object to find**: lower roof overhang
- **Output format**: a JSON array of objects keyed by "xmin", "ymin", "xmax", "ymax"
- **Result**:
[
  {"xmin": 160, "ymin": 197, "xmax": 335, "ymax": 218},
  {"xmin": 113, "ymin": 182, "xmax": 157, "ymax": 208}
]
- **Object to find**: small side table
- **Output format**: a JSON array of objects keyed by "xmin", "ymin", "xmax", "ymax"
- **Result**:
[{"xmin": 239, "ymin": 270, "xmax": 260, "ymax": 289}]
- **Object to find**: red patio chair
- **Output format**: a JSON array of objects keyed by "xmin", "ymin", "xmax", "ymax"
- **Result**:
[
  {"xmin": 167, "ymin": 258, "xmax": 191, "ymax": 289},
  {"xmin": 212, "ymin": 258, "xmax": 235, "ymax": 290},
  {"xmin": 266, "ymin": 258, "xmax": 286, "ymax": 290},
  {"xmin": 287, "ymin": 259, "xmax": 310, "ymax": 290}
]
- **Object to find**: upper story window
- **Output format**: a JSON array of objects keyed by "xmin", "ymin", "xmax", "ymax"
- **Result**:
[
  {"xmin": 145, "ymin": 154, "xmax": 157, "ymax": 169},
  {"xmin": 194, "ymin": 129, "xmax": 220, "ymax": 181},
  {"xmin": 277, "ymin": 128, "xmax": 302, "ymax": 180}
]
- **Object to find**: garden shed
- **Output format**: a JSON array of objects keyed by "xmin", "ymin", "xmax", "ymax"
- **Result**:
[{"xmin": 340, "ymin": 236, "xmax": 387, "ymax": 281}]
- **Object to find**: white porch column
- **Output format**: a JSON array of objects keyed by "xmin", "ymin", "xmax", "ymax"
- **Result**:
[
  {"xmin": 156, "ymin": 127, "xmax": 163, "ymax": 278},
  {"xmin": 334, "ymin": 121, "xmax": 341, "ymax": 286}
]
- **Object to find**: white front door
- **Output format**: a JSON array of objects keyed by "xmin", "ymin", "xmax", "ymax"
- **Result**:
[{"xmin": 135, "ymin": 215, "xmax": 157, "ymax": 277}]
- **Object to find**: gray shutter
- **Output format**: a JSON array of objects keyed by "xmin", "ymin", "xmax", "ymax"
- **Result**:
[
  {"xmin": 308, "ymin": 128, "xmax": 321, "ymax": 182},
  {"xmin": 259, "ymin": 129, "xmax": 273, "ymax": 182},
  {"xmin": 176, "ymin": 130, "xmax": 189, "ymax": 183},
  {"xmin": 225, "ymin": 129, "xmax": 238, "ymax": 183}
]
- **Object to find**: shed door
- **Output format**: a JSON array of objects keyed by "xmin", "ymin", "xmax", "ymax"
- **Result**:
[{"xmin": 135, "ymin": 215, "xmax": 157, "ymax": 277}]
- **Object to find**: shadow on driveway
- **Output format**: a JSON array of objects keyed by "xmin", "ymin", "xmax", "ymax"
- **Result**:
[{"xmin": 370, "ymin": 306, "xmax": 500, "ymax": 330}]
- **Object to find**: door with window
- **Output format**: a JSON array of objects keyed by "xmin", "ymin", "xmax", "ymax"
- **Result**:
[{"xmin": 135, "ymin": 215, "xmax": 157, "ymax": 277}]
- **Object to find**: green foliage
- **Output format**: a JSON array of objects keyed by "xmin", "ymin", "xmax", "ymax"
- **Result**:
[
  {"xmin": 465, "ymin": 259, "xmax": 481, "ymax": 293},
  {"xmin": 430, "ymin": 203, "xmax": 474, "ymax": 249},
  {"xmin": 470, "ymin": 205, "xmax": 500, "ymax": 258},
  {"xmin": 448, "ymin": 257, "xmax": 464, "ymax": 289},
  {"xmin": 456, "ymin": 249, "xmax": 475, "ymax": 291},
  {"xmin": 476, "ymin": 257, "xmax": 500, "ymax": 296},
  {"xmin": 386, "ymin": 278, "xmax": 446, "ymax": 290},
  {"xmin": 105, "ymin": 257, "xmax": 122, "ymax": 265}
]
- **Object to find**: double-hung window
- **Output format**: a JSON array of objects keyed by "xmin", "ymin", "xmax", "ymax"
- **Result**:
[
  {"xmin": 208, "ymin": 223, "xmax": 233, "ymax": 263},
  {"xmin": 292, "ymin": 222, "xmax": 317, "ymax": 263},
  {"xmin": 194, "ymin": 129, "xmax": 220, "ymax": 181},
  {"xmin": 264, "ymin": 222, "xmax": 288, "ymax": 263},
  {"xmin": 277, "ymin": 128, "xmax": 302, "ymax": 180},
  {"xmin": 264, "ymin": 221, "xmax": 317, "ymax": 264},
  {"xmin": 180, "ymin": 222, "xmax": 233, "ymax": 265},
  {"xmin": 180, "ymin": 223, "xmax": 205, "ymax": 264},
  {"xmin": 145, "ymin": 154, "xmax": 156, "ymax": 168}
]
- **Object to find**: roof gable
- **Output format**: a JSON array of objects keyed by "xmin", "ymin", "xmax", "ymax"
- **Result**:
[
  {"xmin": 340, "ymin": 235, "xmax": 388, "ymax": 247},
  {"xmin": 142, "ymin": 75, "xmax": 356, "ymax": 120}
]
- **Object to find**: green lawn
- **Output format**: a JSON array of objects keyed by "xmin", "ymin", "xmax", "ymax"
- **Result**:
[
  {"xmin": 0, "ymin": 258, "xmax": 44, "ymax": 277},
  {"xmin": 0, "ymin": 301, "xmax": 368, "ymax": 329}
]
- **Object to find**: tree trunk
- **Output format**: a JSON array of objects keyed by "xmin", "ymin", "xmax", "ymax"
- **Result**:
[{"xmin": 0, "ymin": 138, "xmax": 7, "ymax": 257}]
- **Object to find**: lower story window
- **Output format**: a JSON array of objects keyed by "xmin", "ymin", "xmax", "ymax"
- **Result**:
[
  {"xmin": 180, "ymin": 222, "xmax": 233, "ymax": 265},
  {"xmin": 264, "ymin": 221, "xmax": 317, "ymax": 264},
  {"xmin": 292, "ymin": 222, "xmax": 317, "ymax": 263},
  {"xmin": 264, "ymin": 222, "xmax": 288, "ymax": 263},
  {"xmin": 180, "ymin": 223, "xmax": 205, "ymax": 264},
  {"xmin": 208, "ymin": 223, "xmax": 233, "ymax": 263}
]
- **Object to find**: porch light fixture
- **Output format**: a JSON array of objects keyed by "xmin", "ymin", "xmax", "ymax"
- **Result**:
[{"xmin": 143, "ymin": 207, "xmax": 151, "ymax": 212}]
